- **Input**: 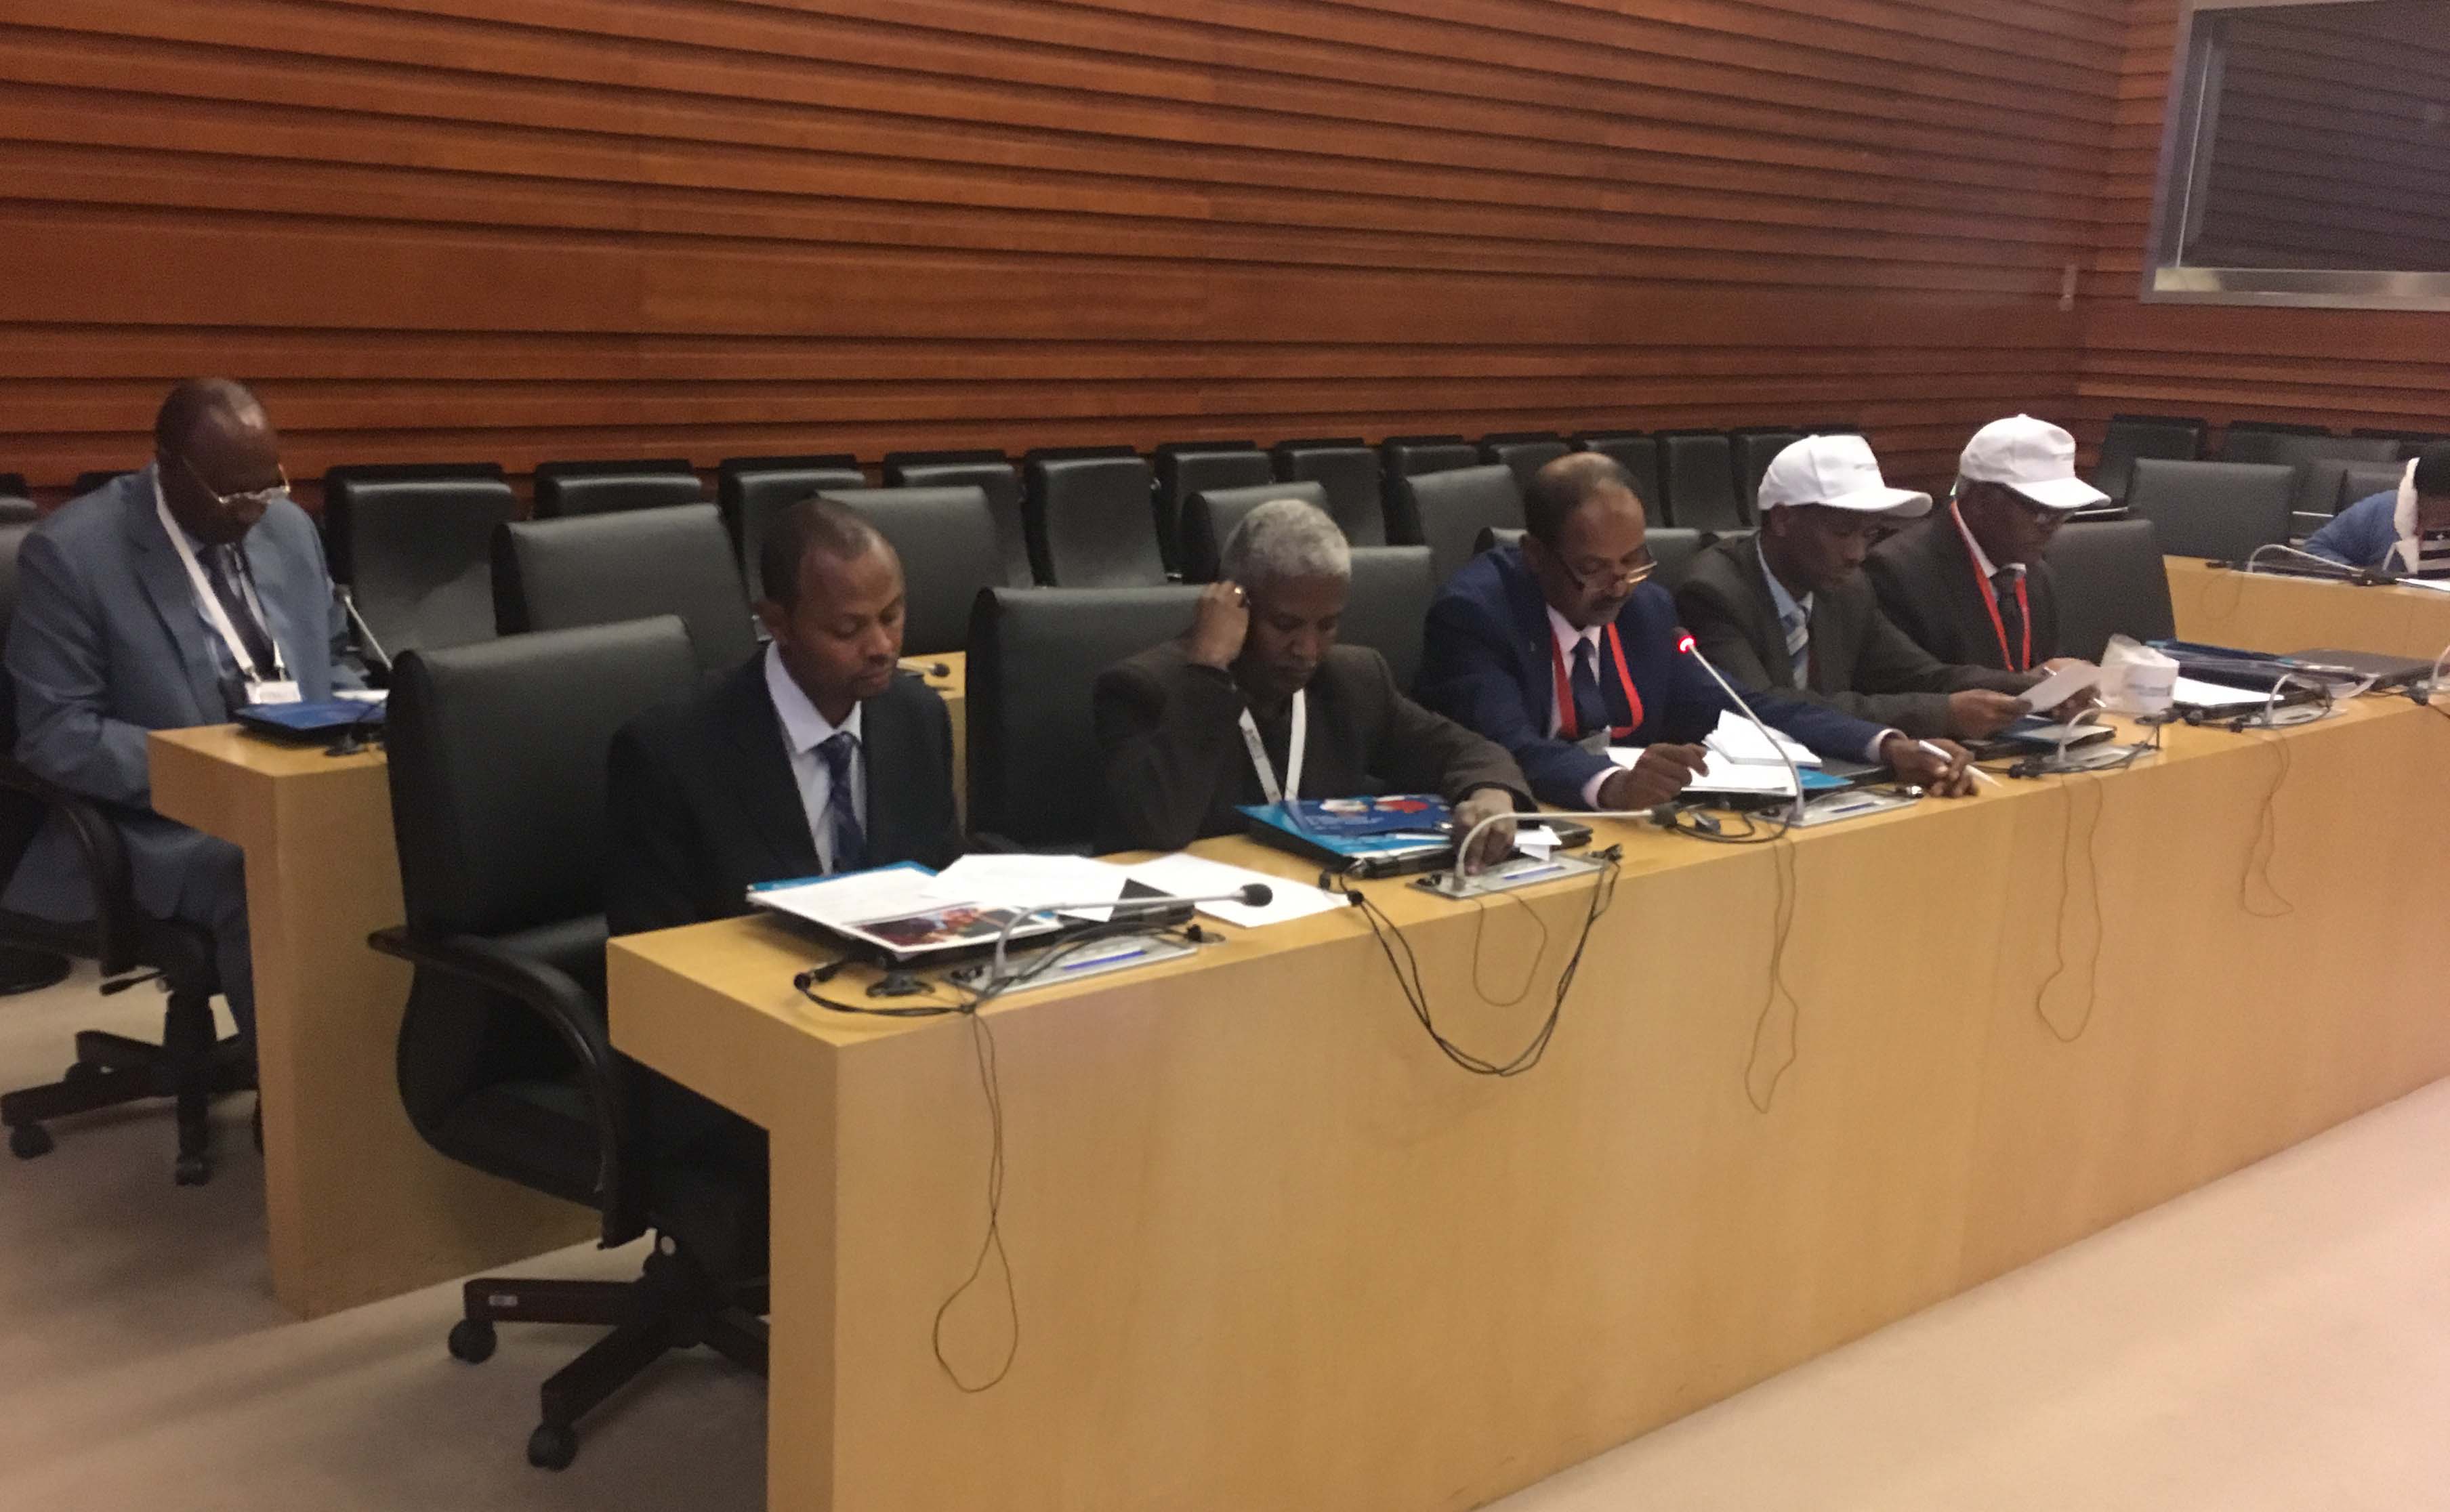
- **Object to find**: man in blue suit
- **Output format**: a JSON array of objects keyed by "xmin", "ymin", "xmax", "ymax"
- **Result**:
[
  {"xmin": 1415, "ymin": 452, "xmax": 1972, "ymax": 812},
  {"xmin": 4, "ymin": 379, "xmax": 361, "ymax": 1046}
]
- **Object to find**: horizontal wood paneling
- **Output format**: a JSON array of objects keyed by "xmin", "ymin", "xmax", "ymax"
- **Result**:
[{"xmin": 2, "ymin": 0, "xmax": 2126, "ymax": 501}]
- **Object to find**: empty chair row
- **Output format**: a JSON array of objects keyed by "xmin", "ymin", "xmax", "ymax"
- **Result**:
[{"xmin": 2094, "ymin": 415, "xmax": 2441, "ymax": 506}]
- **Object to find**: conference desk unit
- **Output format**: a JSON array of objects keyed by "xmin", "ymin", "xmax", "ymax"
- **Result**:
[
  {"xmin": 608, "ymin": 694, "xmax": 2450, "ymax": 1512},
  {"xmin": 2166, "ymin": 556, "xmax": 2450, "ymax": 659}
]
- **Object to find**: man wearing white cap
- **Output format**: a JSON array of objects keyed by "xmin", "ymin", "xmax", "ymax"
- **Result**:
[
  {"xmin": 1866, "ymin": 415, "xmax": 2108, "ymax": 674},
  {"xmin": 1678, "ymin": 434, "xmax": 2041, "ymax": 742}
]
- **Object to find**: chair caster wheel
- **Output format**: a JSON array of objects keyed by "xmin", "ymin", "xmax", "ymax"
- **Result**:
[
  {"xmin": 448, "ymin": 1318, "xmax": 497, "ymax": 1364},
  {"xmin": 63, "ymin": 1061, "xmax": 103, "ymax": 1085},
  {"xmin": 526, "ymin": 1423, "xmax": 578, "ymax": 1471},
  {"xmin": 173, "ymin": 1152, "xmax": 211, "ymax": 1186},
  {"xmin": 9, "ymin": 1122, "xmax": 52, "ymax": 1160}
]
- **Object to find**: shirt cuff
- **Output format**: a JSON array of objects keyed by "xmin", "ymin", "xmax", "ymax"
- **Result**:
[
  {"xmin": 1579, "ymin": 765, "xmax": 1615, "ymax": 810},
  {"xmin": 1864, "ymin": 728, "xmax": 1899, "ymax": 764}
]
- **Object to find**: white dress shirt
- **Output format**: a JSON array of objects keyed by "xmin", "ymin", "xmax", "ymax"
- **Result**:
[
  {"xmin": 1952, "ymin": 501, "xmax": 2022, "ymax": 583},
  {"xmin": 764, "ymin": 644, "xmax": 865, "ymax": 872},
  {"xmin": 1753, "ymin": 541, "xmax": 1896, "ymax": 766}
]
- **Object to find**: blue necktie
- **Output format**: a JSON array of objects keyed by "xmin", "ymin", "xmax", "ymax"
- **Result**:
[
  {"xmin": 816, "ymin": 730, "xmax": 866, "ymax": 873},
  {"xmin": 1781, "ymin": 603, "xmax": 1809, "ymax": 686},
  {"xmin": 1571, "ymin": 639, "xmax": 1609, "ymax": 736}
]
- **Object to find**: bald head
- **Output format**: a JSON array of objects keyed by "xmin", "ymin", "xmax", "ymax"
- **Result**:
[
  {"xmin": 1524, "ymin": 452, "xmax": 1644, "ymax": 545},
  {"xmin": 152, "ymin": 378, "xmax": 284, "ymax": 545}
]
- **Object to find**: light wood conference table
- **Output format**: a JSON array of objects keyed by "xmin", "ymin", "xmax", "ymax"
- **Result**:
[
  {"xmin": 609, "ymin": 692, "xmax": 2450, "ymax": 1511},
  {"xmin": 2166, "ymin": 555, "xmax": 2450, "ymax": 658}
]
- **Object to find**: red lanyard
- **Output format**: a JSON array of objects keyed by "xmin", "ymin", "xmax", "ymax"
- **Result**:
[
  {"xmin": 1956, "ymin": 508, "xmax": 2032, "ymax": 672},
  {"xmin": 1550, "ymin": 623, "xmax": 1646, "ymax": 740}
]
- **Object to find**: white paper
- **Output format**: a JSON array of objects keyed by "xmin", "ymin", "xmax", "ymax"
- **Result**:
[
  {"xmin": 1514, "ymin": 824, "xmax": 1560, "ymax": 859},
  {"xmin": 753, "ymin": 865, "xmax": 949, "ymax": 929},
  {"xmin": 920, "ymin": 853, "xmax": 1133, "ymax": 921},
  {"xmin": 1705, "ymin": 710, "xmax": 1821, "ymax": 767},
  {"xmin": 2170, "ymin": 675, "xmax": 2268, "ymax": 710},
  {"xmin": 1608, "ymin": 741, "xmax": 1801, "ymax": 795},
  {"xmin": 2394, "ymin": 575, "xmax": 2450, "ymax": 595},
  {"xmin": 335, "ymin": 688, "xmax": 388, "ymax": 704},
  {"xmin": 2018, "ymin": 660, "xmax": 2100, "ymax": 711},
  {"xmin": 1120, "ymin": 852, "xmax": 1345, "ymax": 929}
]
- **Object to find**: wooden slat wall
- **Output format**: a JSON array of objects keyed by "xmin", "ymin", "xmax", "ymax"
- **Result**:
[
  {"xmin": 0, "ymin": 0, "xmax": 2127, "ymax": 501},
  {"xmin": 2075, "ymin": 0, "xmax": 2450, "ymax": 448}
]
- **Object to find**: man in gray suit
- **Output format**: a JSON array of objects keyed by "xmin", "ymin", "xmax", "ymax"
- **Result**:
[
  {"xmin": 1676, "ymin": 434, "xmax": 2040, "ymax": 742},
  {"xmin": 4, "ymin": 379, "xmax": 360, "ymax": 1045}
]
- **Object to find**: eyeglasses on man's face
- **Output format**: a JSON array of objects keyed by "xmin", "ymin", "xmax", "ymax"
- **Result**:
[{"xmin": 178, "ymin": 453, "xmax": 289, "ymax": 512}]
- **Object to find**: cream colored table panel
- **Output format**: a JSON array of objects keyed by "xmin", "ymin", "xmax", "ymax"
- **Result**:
[
  {"xmin": 610, "ymin": 698, "xmax": 2450, "ymax": 1511},
  {"xmin": 151, "ymin": 728, "xmax": 594, "ymax": 1319},
  {"xmin": 2167, "ymin": 555, "xmax": 2450, "ymax": 659}
]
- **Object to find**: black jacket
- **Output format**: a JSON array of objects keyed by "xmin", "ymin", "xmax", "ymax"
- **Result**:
[
  {"xmin": 1864, "ymin": 511, "xmax": 2062, "ymax": 673},
  {"xmin": 1093, "ymin": 639, "xmax": 1529, "ymax": 854},
  {"xmin": 606, "ymin": 654, "xmax": 963, "ymax": 935},
  {"xmin": 1676, "ymin": 535, "xmax": 2035, "ymax": 738}
]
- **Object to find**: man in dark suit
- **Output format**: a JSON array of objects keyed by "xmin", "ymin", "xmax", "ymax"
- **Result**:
[
  {"xmin": 5, "ymin": 379, "xmax": 362, "ymax": 1047},
  {"xmin": 1415, "ymin": 453, "xmax": 1974, "ymax": 813},
  {"xmin": 1677, "ymin": 434, "xmax": 2042, "ymax": 742},
  {"xmin": 1095, "ymin": 498, "xmax": 1527, "ymax": 867},
  {"xmin": 1866, "ymin": 415, "xmax": 2107, "ymax": 674},
  {"xmin": 606, "ymin": 497, "xmax": 962, "ymax": 937}
]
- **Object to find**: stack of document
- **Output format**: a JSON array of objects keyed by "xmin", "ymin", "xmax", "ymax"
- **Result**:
[
  {"xmin": 1606, "ymin": 711, "xmax": 1845, "ymax": 799},
  {"xmin": 1702, "ymin": 710, "xmax": 1821, "ymax": 769}
]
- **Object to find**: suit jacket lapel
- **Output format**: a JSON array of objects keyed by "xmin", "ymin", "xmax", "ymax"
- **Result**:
[
  {"xmin": 718, "ymin": 659, "xmax": 823, "ymax": 879},
  {"xmin": 121, "ymin": 467, "xmax": 224, "ymax": 723},
  {"xmin": 1733, "ymin": 548, "xmax": 1802, "ymax": 691},
  {"xmin": 1495, "ymin": 550, "xmax": 1560, "ymax": 723}
]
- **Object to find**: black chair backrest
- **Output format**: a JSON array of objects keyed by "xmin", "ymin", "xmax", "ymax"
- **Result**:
[
  {"xmin": 493, "ymin": 504, "xmax": 757, "ymax": 675},
  {"xmin": 884, "ymin": 455, "xmax": 1031, "ymax": 588},
  {"xmin": 1023, "ymin": 454, "xmax": 1165, "ymax": 587},
  {"xmin": 1645, "ymin": 527, "xmax": 1707, "ymax": 591},
  {"xmin": 387, "ymin": 616, "xmax": 700, "ymax": 944},
  {"xmin": 330, "ymin": 477, "xmax": 518, "ymax": 663},
  {"xmin": 1272, "ymin": 442, "xmax": 1387, "ymax": 547},
  {"xmin": 1179, "ymin": 481, "xmax": 1331, "ymax": 584},
  {"xmin": 1478, "ymin": 435, "xmax": 1572, "ymax": 489},
  {"xmin": 0, "ymin": 472, "xmax": 23, "ymax": 499},
  {"xmin": 1577, "ymin": 432, "xmax": 1662, "ymax": 513},
  {"xmin": 2044, "ymin": 519, "xmax": 2176, "ymax": 661},
  {"xmin": 2095, "ymin": 415, "xmax": 2204, "ymax": 503},
  {"xmin": 1659, "ymin": 431, "xmax": 1745, "ymax": 530},
  {"xmin": 531, "ymin": 461, "xmax": 705, "ymax": 518},
  {"xmin": 968, "ymin": 585, "xmax": 1202, "ymax": 848},
  {"xmin": 1732, "ymin": 431, "xmax": 1804, "ymax": 513},
  {"xmin": 2262, "ymin": 436, "xmax": 2404, "ymax": 520},
  {"xmin": 1475, "ymin": 526, "xmax": 1523, "ymax": 555},
  {"xmin": 721, "ymin": 461, "xmax": 867, "ymax": 587},
  {"xmin": 1342, "ymin": 545, "xmax": 1437, "ymax": 692},
  {"xmin": 2123, "ymin": 459, "xmax": 2296, "ymax": 560},
  {"xmin": 71, "ymin": 469, "xmax": 130, "ymax": 497},
  {"xmin": 1381, "ymin": 437, "xmax": 1479, "ymax": 477},
  {"xmin": 810, "ymin": 486, "xmax": 1001, "ymax": 656},
  {"xmin": 1153, "ymin": 445, "xmax": 1273, "ymax": 578},
  {"xmin": 0, "ymin": 499, "xmax": 35, "ymax": 526},
  {"xmin": 2216, "ymin": 423, "xmax": 2327, "ymax": 465},
  {"xmin": 323, "ymin": 463, "xmax": 504, "ymax": 580},
  {"xmin": 1398, "ymin": 465, "xmax": 1524, "ymax": 586},
  {"xmin": 2338, "ymin": 461, "xmax": 2407, "ymax": 511}
]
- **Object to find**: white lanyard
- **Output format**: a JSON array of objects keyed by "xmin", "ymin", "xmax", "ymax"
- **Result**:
[
  {"xmin": 154, "ymin": 479, "xmax": 287, "ymax": 684},
  {"xmin": 1237, "ymin": 692, "xmax": 1305, "ymax": 805}
]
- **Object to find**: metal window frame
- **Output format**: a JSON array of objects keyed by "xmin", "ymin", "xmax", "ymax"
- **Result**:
[{"xmin": 2144, "ymin": 0, "xmax": 2450, "ymax": 309}]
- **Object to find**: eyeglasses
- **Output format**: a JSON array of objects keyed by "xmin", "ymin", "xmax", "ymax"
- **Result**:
[
  {"xmin": 1560, "ymin": 552, "xmax": 1657, "ymax": 593},
  {"xmin": 178, "ymin": 454, "xmax": 289, "ymax": 511}
]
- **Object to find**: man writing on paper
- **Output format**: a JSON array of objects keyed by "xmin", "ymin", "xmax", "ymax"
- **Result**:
[
  {"xmin": 5, "ymin": 379, "xmax": 361, "ymax": 1055},
  {"xmin": 1867, "ymin": 415, "xmax": 2106, "ymax": 673},
  {"xmin": 606, "ymin": 496, "xmax": 962, "ymax": 936},
  {"xmin": 1094, "ymin": 499, "xmax": 1527, "ymax": 866},
  {"xmin": 2302, "ymin": 443, "xmax": 2450, "ymax": 580},
  {"xmin": 1413, "ymin": 453, "xmax": 1974, "ymax": 814},
  {"xmin": 1676, "ymin": 434, "xmax": 2051, "ymax": 742}
]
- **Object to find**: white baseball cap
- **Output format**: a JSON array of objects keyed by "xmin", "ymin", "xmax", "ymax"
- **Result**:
[
  {"xmin": 1957, "ymin": 415, "xmax": 2109, "ymax": 511},
  {"xmin": 1755, "ymin": 434, "xmax": 1932, "ymax": 517}
]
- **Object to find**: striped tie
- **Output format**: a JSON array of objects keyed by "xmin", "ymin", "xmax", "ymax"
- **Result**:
[
  {"xmin": 816, "ymin": 730, "xmax": 866, "ymax": 873},
  {"xmin": 1781, "ymin": 604, "xmax": 1809, "ymax": 686}
]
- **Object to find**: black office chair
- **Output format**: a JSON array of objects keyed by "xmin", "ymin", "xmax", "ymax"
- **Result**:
[
  {"xmin": 811, "ymin": 486, "xmax": 1001, "ymax": 656},
  {"xmin": 1576, "ymin": 432, "xmax": 1662, "ymax": 514},
  {"xmin": 1732, "ymin": 430, "xmax": 1804, "ymax": 514},
  {"xmin": 325, "ymin": 476, "xmax": 518, "ymax": 672},
  {"xmin": 966, "ymin": 585, "xmax": 1202, "ymax": 850},
  {"xmin": 0, "ymin": 498, "xmax": 35, "ymax": 525},
  {"xmin": 1272, "ymin": 440, "xmax": 1388, "ymax": 547},
  {"xmin": 2262, "ymin": 436, "xmax": 2404, "ymax": 526},
  {"xmin": 531, "ymin": 461, "xmax": 705, "ymax": 518},
  {"xmin": 1153, "ymin": 444, "xmax": 1272, "ymax": 579},
  {"xmin": 1658, "ymin": 431, "xmax": 1745, "ymax": 530},
  {"xmin": 2045, "ymin": 519, "xmax": 2177, "ymax": 662},
  {"xmin": 493, "ymin": 505, "xmax": 758, "ymax": 677},
  {"xmin": 2216, "ymin": 421, "xmax": 2328, "ymax": 466},
  {"xmin": 371, "ymin": 618, "xmax": 763, "ymax": 1471},
  {"xmin": 0, "ymin": 522, "xmax": 249, "ymax": 1183},
  {"xmin": 1342, "ymin": 546, "xmax": 1438, "ymax": 692},
  {"xmin": 2093, "ymin": 415, "xmax": 2205, "ymax": 505},
  {"xmin": 0, "ymin": 472, "xmax": 24, "ymax": 499},
  {"xmin": 2123, "ymin": 459, "xmax": 2296, "ymax": 561},
  {"xmin": 70, "ymin": 469, "xmax": 131, "ymax": 498},
  {"xmin": 2337, "ymin": 462, "xmax": 2407, "ymax": 513},
  {"xmin": 1475, "ymin": 526, "xmax": 1523, "ymax": 556},
  {"xmin": 1178, "ymin": 481, "xmax": 1331, "ymax": 584},
  {"xmin": 1396, "ymin": 465, "xmax": 1524, "ymax": 587},
  {"xmin": 1022, "ymin": 453, "xmax": 1166, "ymax": 587},
  {"xmin": 717, "ymin": 457, "xmax": 866, "ymax": 587},
  {"xmin": 1478, "ymin": 434, "xmax": 1572, "ymax": 490},
  {"xmin": 1380, "ymin": 436, "xmax": 1479, "ymax": 478},
  {"xmin": 883, "ymin": 452, "xmax": 1032, "ymax": 589}
]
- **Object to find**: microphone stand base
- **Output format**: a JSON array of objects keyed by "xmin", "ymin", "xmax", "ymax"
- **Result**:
[{"xmin": 1415, "ymin": 851, "xmax": 1608, "ymax": 900}]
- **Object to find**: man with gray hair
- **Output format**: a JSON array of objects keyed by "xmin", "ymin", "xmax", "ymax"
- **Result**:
[{"xmin": 1095, "ymin": 498, "xmax": 1526, "ymax": 864}]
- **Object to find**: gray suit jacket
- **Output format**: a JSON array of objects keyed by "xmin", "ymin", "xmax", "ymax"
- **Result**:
[
  {"xmin": 3, "ymin": 465, "xmax": 359, "ymax": 921},
  {"xmin": 1674, "ymin": 535, "xmax": 2033, "ymax": 739}
]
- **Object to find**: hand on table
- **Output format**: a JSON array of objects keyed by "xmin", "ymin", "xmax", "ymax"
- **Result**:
[
  {"xmin": 1453, "ymin": 789, "xmax": 1517, "ymax": 873},
  {"xmin": 1186, "ymin": 581, "xmax": 1249, "ymax": 671},
  {"xmin": 1945, "ymin": 689, "xmax": 2030, "ymax": 740},
  {"xmin": 1598, "ymin": 743, "xmax": 1710, "ymax": 810},
  {"xmin": 1881, "ymin": 734, "xmax": 1977, "ymax": 799}
]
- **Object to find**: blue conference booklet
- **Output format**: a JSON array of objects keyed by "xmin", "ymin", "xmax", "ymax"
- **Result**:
[{"xmin": 1237, "ymin": 795, "xmax": 1457, "ymax": 866}]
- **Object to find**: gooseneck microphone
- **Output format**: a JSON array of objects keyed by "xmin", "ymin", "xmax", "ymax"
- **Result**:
[
  {"xmin": 986, "ymin": 885, "xmax": 1272, "ymax": 982},
  {"xmin": 1678, "ymin": 632, "xmax": 1807, "ymax": 826}
]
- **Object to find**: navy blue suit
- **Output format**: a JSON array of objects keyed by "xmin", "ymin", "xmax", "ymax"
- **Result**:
[{"xmin": 1415, "ymin": 545, "xmax": 1886, "ymax": 809}]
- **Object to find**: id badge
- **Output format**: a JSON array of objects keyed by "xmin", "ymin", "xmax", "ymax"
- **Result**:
[{"xmin": 247, "ymin": 679, "xmax": 303, "ymax": 707}]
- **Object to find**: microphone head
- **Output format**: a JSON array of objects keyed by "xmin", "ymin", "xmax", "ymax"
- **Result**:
[
  {"xmin": 1676, "ymin": 632, "xmax": 1697, "ymax": 655},
  {"xmin": 1237, "ymin": 883, "xmax": 1274, "ymax": 907}
]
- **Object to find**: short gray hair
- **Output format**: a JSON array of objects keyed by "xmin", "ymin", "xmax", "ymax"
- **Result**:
[{"xmin": 1220, "ymin": 499, "xmax": 1350, "ymax": 587}]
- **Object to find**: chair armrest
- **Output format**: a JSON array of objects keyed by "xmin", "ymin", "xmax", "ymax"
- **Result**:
[
  {"xmin": 0, "ymin": 756, "xmax": 142, "ymax": 974},
  {"xmin": 368, "ymin": 925, "xmax": 644, "ymax": 1242}
]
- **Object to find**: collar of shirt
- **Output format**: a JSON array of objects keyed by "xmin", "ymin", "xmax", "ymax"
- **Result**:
[
  {"xmin": 764, "ymin": 642, "xmax": 862, "ymax": 755},
  {"xmin": 1753, "ymin": 536, "xmax": 1813, "ymax": 625},
  {"xmin": 1545, "ymin": 603, "xmax": 1604, "ymax": 664},
  {"xmin": 1951, "ymin": 500, "xmax": 2022, "ymax": 583}
]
